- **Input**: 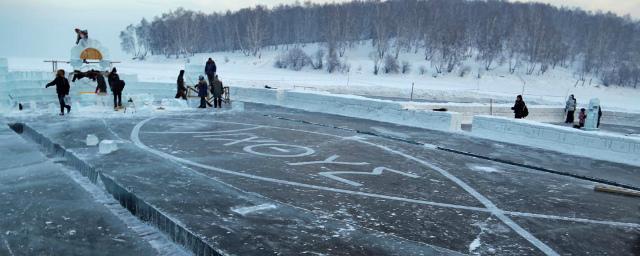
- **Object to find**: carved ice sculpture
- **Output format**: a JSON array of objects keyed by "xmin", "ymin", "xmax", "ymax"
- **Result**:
[{"xmin": 70, "ymin": 39, "xmax": 111, "ymax": 71}]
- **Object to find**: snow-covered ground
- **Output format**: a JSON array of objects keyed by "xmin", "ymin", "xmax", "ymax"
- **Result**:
[{"xmin": 7, "ymin": 41, "xmax": 640, "ymax": 112}]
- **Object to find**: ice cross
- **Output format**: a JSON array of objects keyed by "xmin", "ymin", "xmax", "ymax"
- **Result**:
[{"xmin": 287, "ymin": 154, "xmax": 369, "ymax": 166}]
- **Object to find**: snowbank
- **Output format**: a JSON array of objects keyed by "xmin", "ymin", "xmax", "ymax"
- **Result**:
[
  {"xmin": 471, "ymin": 115, "xmax": 640, "ymax": 167},
  {"xmin": 231, "ymin": 87, "xmax": 462, "ymax": 132}
]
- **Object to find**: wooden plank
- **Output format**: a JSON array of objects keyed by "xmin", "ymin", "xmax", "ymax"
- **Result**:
[{"xmin": 594, "ymin": 184, "xmax": 640, "ymax": 197}]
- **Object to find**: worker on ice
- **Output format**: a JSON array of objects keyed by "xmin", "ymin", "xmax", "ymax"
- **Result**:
[
  {"xmin": 210, "ymin": 75, "xmax": 224, "ymax": 108},
  {"xmin": 196, "ymin": 75, "xmax": 209, "ymax": 108},
  {"xmin": 175, "ymin": 70, "xmax": 187, "ymax": 100},
  {"xmin": 205, "ymin": 58, "xmax": 217, "ymax": 86},
  {"xmin": 108, "ymin": 67, "xmax": 124, "ymax": 110},
  {"xmin": 45, "ymin": 69, "xmax": 71, "ymax": 116},
  {"xmin": 74, "ymin": 28, "xmax": 88, "ymax": 45}
]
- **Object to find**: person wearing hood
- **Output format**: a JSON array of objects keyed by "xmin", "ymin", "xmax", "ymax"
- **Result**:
[
  {"xmin": 175, "ymin": 70, "xmax": 187, "ymax": 100},
  {"xmin": 45, "ymin": 69, "xmax": 71, "ymax": 116},
  {"xmin": 196, "ymin": 75, "xmax": 209, "ymax": 108},
  {"xmin": 74, "ymin": 28, "xmax": 88, "ymax": 45},
  {"xmin": 205, "ymin": 58, "xmax": 217, "ymax": 86},
  {"xmin": 511, "ymin": 95, "xmax": 528, "ymax": 119},
  {"xmin": 565, "ymin": 94, "xmax": 577, "ymax": 123},
  {"xmin": 108, "ymin": 67, "xmax": 124, "ymax": 109},
  {"xmin": 210, "ymin": 75, "xmax": 224, "ymax": 108}
]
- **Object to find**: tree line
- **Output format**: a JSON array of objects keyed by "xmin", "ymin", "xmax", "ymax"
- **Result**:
[{"xmin": 120, "ymin": 0, "xmax": 640, "ymax": 87}]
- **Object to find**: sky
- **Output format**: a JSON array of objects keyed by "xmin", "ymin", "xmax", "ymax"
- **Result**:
[{"xmin": 0, "ymin": 0, "xmax": 638, "ymax": 60}]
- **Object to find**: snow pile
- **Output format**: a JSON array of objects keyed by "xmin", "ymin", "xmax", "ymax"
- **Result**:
[
  {"xmin": 471, "ymin": 115, "xmax": 640, "ymax": 166},
  {"xmin": 231, "ymin": 87, "xmax": 462, "ymax": 132}
]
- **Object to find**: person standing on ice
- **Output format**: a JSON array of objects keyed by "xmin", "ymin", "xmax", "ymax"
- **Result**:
[
  {"xmin": 108, "ymin": 67, "xmax": 124, "ymax": 109},
  {"xmin": 210, "ymin": 75, "xmax": 224, "ymax": 108},
  {"xmin": 597, "ymin": 106, "xmax": 603, "ymax": 128},
  {"xmin": 511, "ymin": 95, "xmax": 528, "ymax": 119},
  {"xmin": 196, "ymin": 75, "xmax": 209, "ymax": 108},
  {"xmin": 564, "ymin": 94, "xmax": 577, "ymax": 124},
  {"xmin": 205, "ymin": 58, "xmax": 217, "ymax": 86},
  {"xmin": 45, "ymin": 69, "xmax": 71, "ymax": 116},
  {"xmin": 175, "ymin": 70, "xmax": 187, "ymax": 100}
]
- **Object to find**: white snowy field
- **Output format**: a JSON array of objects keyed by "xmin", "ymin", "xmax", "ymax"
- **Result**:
[{"xmin": 7, "ymin": 42, "xmax": 640, "ymax": 112}]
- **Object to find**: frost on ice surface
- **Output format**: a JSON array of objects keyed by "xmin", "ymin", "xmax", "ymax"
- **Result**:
[
  {"xmin": 231, "ymin": 203, "xmax": 277, "ymax": 216},
  {"xmin": 467, "ymin": 164, "xmax": 504, "ymax": 173}
]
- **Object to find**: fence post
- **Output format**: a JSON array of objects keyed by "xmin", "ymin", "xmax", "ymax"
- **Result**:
[
  {"xmin": 490, "ymin": 98, "xmax": 493, "ymax": 115},
  {"xmin": 410, "ymin": 82, "xmax": 414, "ymax": 101}
]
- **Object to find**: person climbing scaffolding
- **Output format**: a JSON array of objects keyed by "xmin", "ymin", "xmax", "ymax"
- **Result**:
[{"xmin": 74, "ymin": 28, "xmax": 89, "ymax": 45}]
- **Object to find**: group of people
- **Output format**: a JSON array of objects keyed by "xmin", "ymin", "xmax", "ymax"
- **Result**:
[
  {"xmin": 45, "ymin": 67, "xmax": 125, "ymax": 115},
  {"xmin": 564, "ymin": 94, "xmax": 602, "ymax": 129},
  {"xmin": 511, "ymin": 94, "xmax": 603, "ymax": 129},
  {"xmin": 175, "ymin": 58, "xmax": 225, "ymax": 109}
]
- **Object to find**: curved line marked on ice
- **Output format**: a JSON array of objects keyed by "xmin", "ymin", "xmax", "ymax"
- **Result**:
[{"xmin": 132, "ymin": 117, "xmax": 640, "ymax": 255}]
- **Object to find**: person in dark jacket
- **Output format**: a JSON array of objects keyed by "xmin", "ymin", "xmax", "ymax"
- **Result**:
[
  {"xmin": 210, "ymin": 75, "xmax": 224, "ymax": 108},
  {"xmin": 94, "ymin": 73, "xmax": 108, "ymax": 94},
  {"xmin": 196, "ymin": 76, "xmax": 208, "ymax": 108},
  {"xmin": 574, "ymin": 108, "xmax": 587, "ymax": 129},
  {"xmin": 205, "ymin": 58, "xmax": 217, "ymax": 86},
  {"xmin": 108, "ymin": 67, "xmax": 123, "ymax": 109},
  {"xmin": 45, "ymin": 69, "xmax": 71, "ymax": 116},
  {"xmin": 175, "ymin": 70, "xmax": 187, "ymax": 100},
  {"xmin": 511, "ymin": 95, "xmax": 528, "ymax": 119},
  {"xmin": 564, "ymin": 94, "xmax": 577, "ymax": 123},
  {"xmin": 597, "ymin": 106, "xmax": 603, "ymax": 128},
  {"xmin": 75, "ymin": 28, "xmax": 88, "ymax": 45}
]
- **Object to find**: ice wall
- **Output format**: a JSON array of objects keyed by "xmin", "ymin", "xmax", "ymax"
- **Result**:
[
  {"xmin": 231, "ymin": 87, "xmax": 462, "ymax": 132},
  {"xmin": 404, "ymin": 103, "xmax": 565, "ymax": 124},
  {"xmin": 471, "ymin": 115, "xmax": 640, "ymax": 167},
  {"xmin": 0, "ymin": 62, "xmax": 150, "ymax": 112}
]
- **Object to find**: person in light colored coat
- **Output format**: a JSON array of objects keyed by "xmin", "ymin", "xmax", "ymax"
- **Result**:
[{"xmin": 565, "ymin": 94, "xmax": 577, "ymax": 123}]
